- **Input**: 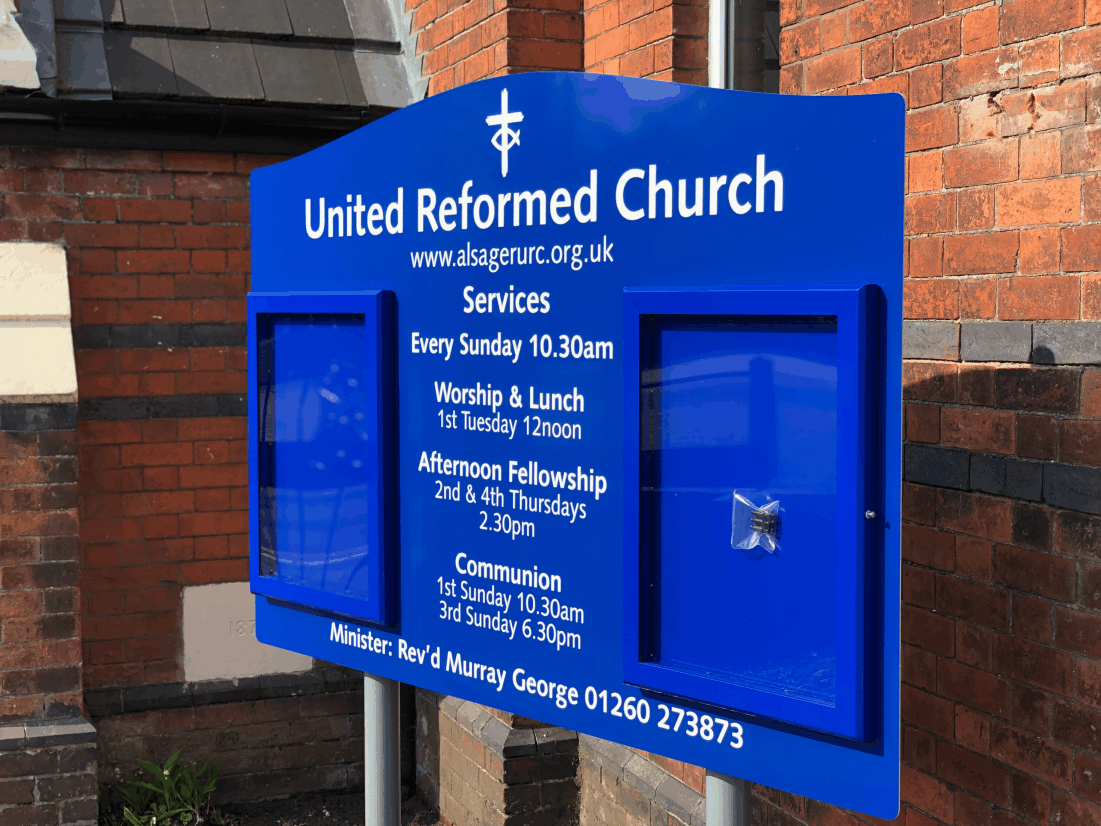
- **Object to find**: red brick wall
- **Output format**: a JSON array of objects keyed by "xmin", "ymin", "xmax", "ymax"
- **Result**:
[
  {"xmin": 0, "ymin": 408, "xmax": 81, "ymax": 722},
  {"xmin": 0, "ymin": 146, "xmax": 279, "ymax": 689},
  {"xmin": 93, "ymin": 677, "xmax": 366, "ymax": 803},
  {"xmin": 410, "ymin": 0, "xmax": 584, "ymax": 95},
  {"xmin": 79, "ymin": 416, "xmax": 248, "ymax": 687},
  {"xmin": 776, "ymin": 0, "xmax": 1101, "ymax": 824},
  {"xmin": 584, "ymin": 0, "xmax": 709, "ymax": 84}
]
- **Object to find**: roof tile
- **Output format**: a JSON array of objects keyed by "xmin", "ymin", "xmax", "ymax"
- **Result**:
[
  {"xmin": 169, "ymin": 36, "xmax": 265, "ymax": 100},
  {"xmin": 334, "ymin": 48, "xmax": 367, "ymax": 106},
  {"xmin": 204, "ymin": 0, "xmax": 292, "ymax": 36},
  {"xmin": 252, "ymin": 41, "xmax": 349, "ymax": 105},
  {"xmin": 122, "ymin": 0, "xmax": 210, "ymax": 30},
  {"xmin": 56, "ymin": 30, "xmax": 112, "ymax": 96},
  {"xmin": 104, "ymin": 32, "xmax": 179, "ymax": 95},
  {"xmin": 283, "ymin": 0, "xmax": 353, "ymax": 39},
  {"xmin": 54, "ymin": 0, "xmax": 105, "ymax": 23}
]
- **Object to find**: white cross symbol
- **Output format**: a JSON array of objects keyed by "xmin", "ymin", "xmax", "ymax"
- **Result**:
[{"xmin": 486, "ymin": 88, "xmax": 523, "ymax": 177}]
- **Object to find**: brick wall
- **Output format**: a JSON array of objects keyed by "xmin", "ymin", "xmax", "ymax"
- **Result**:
[
  {"xmin": 776, "ymin": 0, "xmax": 1101, "ymax": 823},
  {"xmin": 415, "ymin": 690, "xmax": 579, "ymax": 825},
  {"xmin": 0, "ymin": 145, "xmax": 266, "ymax": 690},
  {"xmin": 0, "ymin": 404, "xmax": 81, "ymax": 723},
  {"xmin": 0, "ymin": 719, "xmax": 99, "ymax": 826},
  {"xmin": 580, "ymin": 736, "xmax": 706, "ymax": 826},
  {"xmin": 584, "ymin": 0, "xmax": 709, "ymax": 83},
  {"xmin": 88, "ymin": 669, "xmax": 366, "ymax": 804},
  {"xmin": 0, "ymin": 146, "xmax": 382, "ymax": 813},
  {"xmin": 409, "ymin": 0, "xmax": 584, "ymax": 95}
]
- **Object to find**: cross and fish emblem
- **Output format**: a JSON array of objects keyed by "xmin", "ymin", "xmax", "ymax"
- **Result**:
[{"xmin": 485, "ymin": 88, "xmax": 523, "ymax": 177}]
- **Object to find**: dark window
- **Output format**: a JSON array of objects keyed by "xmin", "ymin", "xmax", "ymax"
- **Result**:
[{"xmin": 727, "ymin": 0, "xmax": 780, "ymax": 93}]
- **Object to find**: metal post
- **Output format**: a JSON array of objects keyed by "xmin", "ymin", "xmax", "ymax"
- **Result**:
[
  {"xmin": 706, "ymin": 770, "xmax": 750, "ymax": 826},
  {"xmin": 708, "ymin": 0, "xmax": 726, "ymax": 88},
  {"xmin": 363, "ymin": 672, "xmax": 401, "ymax": 826}
]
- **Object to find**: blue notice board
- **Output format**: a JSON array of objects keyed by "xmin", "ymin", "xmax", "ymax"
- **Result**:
[{"xmin": 249, "ymin": 72, "xmax": 903, "ymax": 818}]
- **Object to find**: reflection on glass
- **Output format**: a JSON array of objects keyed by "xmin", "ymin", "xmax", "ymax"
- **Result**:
[
  {"xmin": 257, "ymin": 314, "xmax": 372, "ymax": 600},
  {"xmin": 641, "ymin": 315, "xmax": 839, "ymax": 706}
]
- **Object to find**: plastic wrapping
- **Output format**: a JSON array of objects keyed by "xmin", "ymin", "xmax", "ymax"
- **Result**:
[{"xmin": 731, "ymin": 491, "xmax": 782, "ymax": 556}]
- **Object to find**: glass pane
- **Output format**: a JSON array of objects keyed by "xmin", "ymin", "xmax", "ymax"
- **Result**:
[
  {"xmin": 728, "ymin": 0, "xmax": 780, "ymax": 93},
  {"xmin": 642, "ymin": 315, "xmax": 839, "ymax": 706},
  {"xmin": 257, "ymin": 313, "xmax": 373, "ymax": 600}
]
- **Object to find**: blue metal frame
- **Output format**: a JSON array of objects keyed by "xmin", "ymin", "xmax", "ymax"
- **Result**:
[
  {"xmin": 622, "ymin": 286, "xmax": 877, "ymax": 741},
  {"xmin": 247, "ymin": 291, "xmax": 397, "ymax": 626}
]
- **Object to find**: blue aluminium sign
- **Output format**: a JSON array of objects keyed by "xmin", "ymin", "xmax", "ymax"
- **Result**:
[{"xmin": 249, "ymin": 72, "xmax": 903, "ymax": 818}]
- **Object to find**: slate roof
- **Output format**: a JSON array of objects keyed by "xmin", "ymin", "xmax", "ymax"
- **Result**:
[{"xmin": 8, "ymin": 0, "xmax": 418, "ymax": 110}]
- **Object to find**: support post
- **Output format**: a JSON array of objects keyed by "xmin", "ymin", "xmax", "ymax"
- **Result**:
[
  {"xmin": 706, "ymin": 770, "xmax": 750, "ymax": 826},
  {"xmin": 708, "ymin": 0, "xmax": 726, "ymax": 88},
  {"xmin": 364, "ymin": 673, "xmax": 401, "ymax": 826}
]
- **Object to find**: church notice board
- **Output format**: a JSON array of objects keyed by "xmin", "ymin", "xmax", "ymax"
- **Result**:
[{"xmin": 248, "ymin": 72, "xmax": 904, "ymax": 818}]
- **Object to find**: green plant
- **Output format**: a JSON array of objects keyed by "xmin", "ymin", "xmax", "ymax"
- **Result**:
[{"xmin": 99, "ymin": 749, "xmax": 227, "ymax": 826}]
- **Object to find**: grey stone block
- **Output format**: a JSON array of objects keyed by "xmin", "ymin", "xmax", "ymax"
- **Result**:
[
  {"xmin": 148, "ymin": 394, "xmax": 223, "ymax": 418},
  {"xmin": 905, "ymin": 444, "xmax": 969, "ymax": 490},
  {"xmin": 191, "ymin": 677, "xmax": 261, "ymax": 706},
  {"xmin": 74, "ymin": 322, "xmax": 246, "ymax": 350},
  {"xmin": 439, "ymin": 694, "xmax": 463, "ymax": 718},
  {"xmin": 82, "ymin": 687, "xmax": 122, "ymax": 722},
  {"xmin": 0, "ymin": 725, "xmax": 25, "ymax": 751},
  {"xmin": 0, "ymin": 403, "xmax": 78, "ymax": 431},
  {"xmin": 110, "ymin": 323, "xmax": 181, "ymax": 348},
  {"xmin": 123, "ymin": 682, "xmax": 192, "ymax": 713},
  {"xmin": 79, "ymin": 397, "xmax": 151, "ymax": 421},
  {"xmin": 903, "ymin": 321, "xmax": 959, "ymax": 360},
  {"xmin": 1032, "ymin": 322, "xmax": 1101, "ymax": 365},
  {"xmin": 24, "ymin": 718, "xmax": 96, "ymax": 747},
  {"xmin": 320, "ymin": 666, "xmax": 358, "ymax": 690},
  {"xmin": 479, "ymin": 716, "xmax": 512, "ymax": 756},
  {"xmin": 688, "ymin": 797, "xmax": 707, "ymax": 826},
  {"xmin": 452, "ymin": 698, "xmax": 483, "ymax": 734},
  {"xmin": 258, "ymin": 670, "xmax": 326, "ymax": 698},
  {"xmin": 469, "ymin": 708, "xmax": 492, "ymax": 739},
  {"xmin": 970, "ymin": 454, "xmax": 1005, "ymax": 494},
  {"xmin": 961, "ymin": 322, "xmax": 1032, "ymax": 363},
  {"xmin": 501, "ymin": 726, "xmax": 537, "ymax": 758},
  {"xmin": 580, "ymin": 733, "xmax": 633, "ymax": 779},
  {"xmin": 1045, "ymin": 464, "xmax": 1101, "ymax": 515},
  {"xmin": 181, "ymin": 323, "xmax": 247, "ymax": 347},
  {"xmin": 1004, "ymin": 459, "xmax": 1043, "ymax": 501},
  {"xmin": 654, "ymin": 775, "xmax": 704, "ymax": 824},
  {"xmin": 71, "ymin": 325, "xmax": 110, "ymax": 348},
  {"xmin": 533, "ymin": 726, "xmax": 577, "ymax": 753},
  {"xmin": 622, "ymin": 753, "xmax": 666, "ymax": 797}
]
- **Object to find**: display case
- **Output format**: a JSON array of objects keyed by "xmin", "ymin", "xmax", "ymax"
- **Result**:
[
  {"xmin": 623, "ymin": 286, "xmax": 878, "ymax": 741},
  {"xmin": 248, "ymin": 291, "xmax": 397, "ymax": 626}
]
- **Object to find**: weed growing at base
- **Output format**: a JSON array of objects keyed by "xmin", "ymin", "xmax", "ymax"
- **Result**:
[{"xmin": 99, "ymin": 749, "xmax": 225, "ymax": 826}]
